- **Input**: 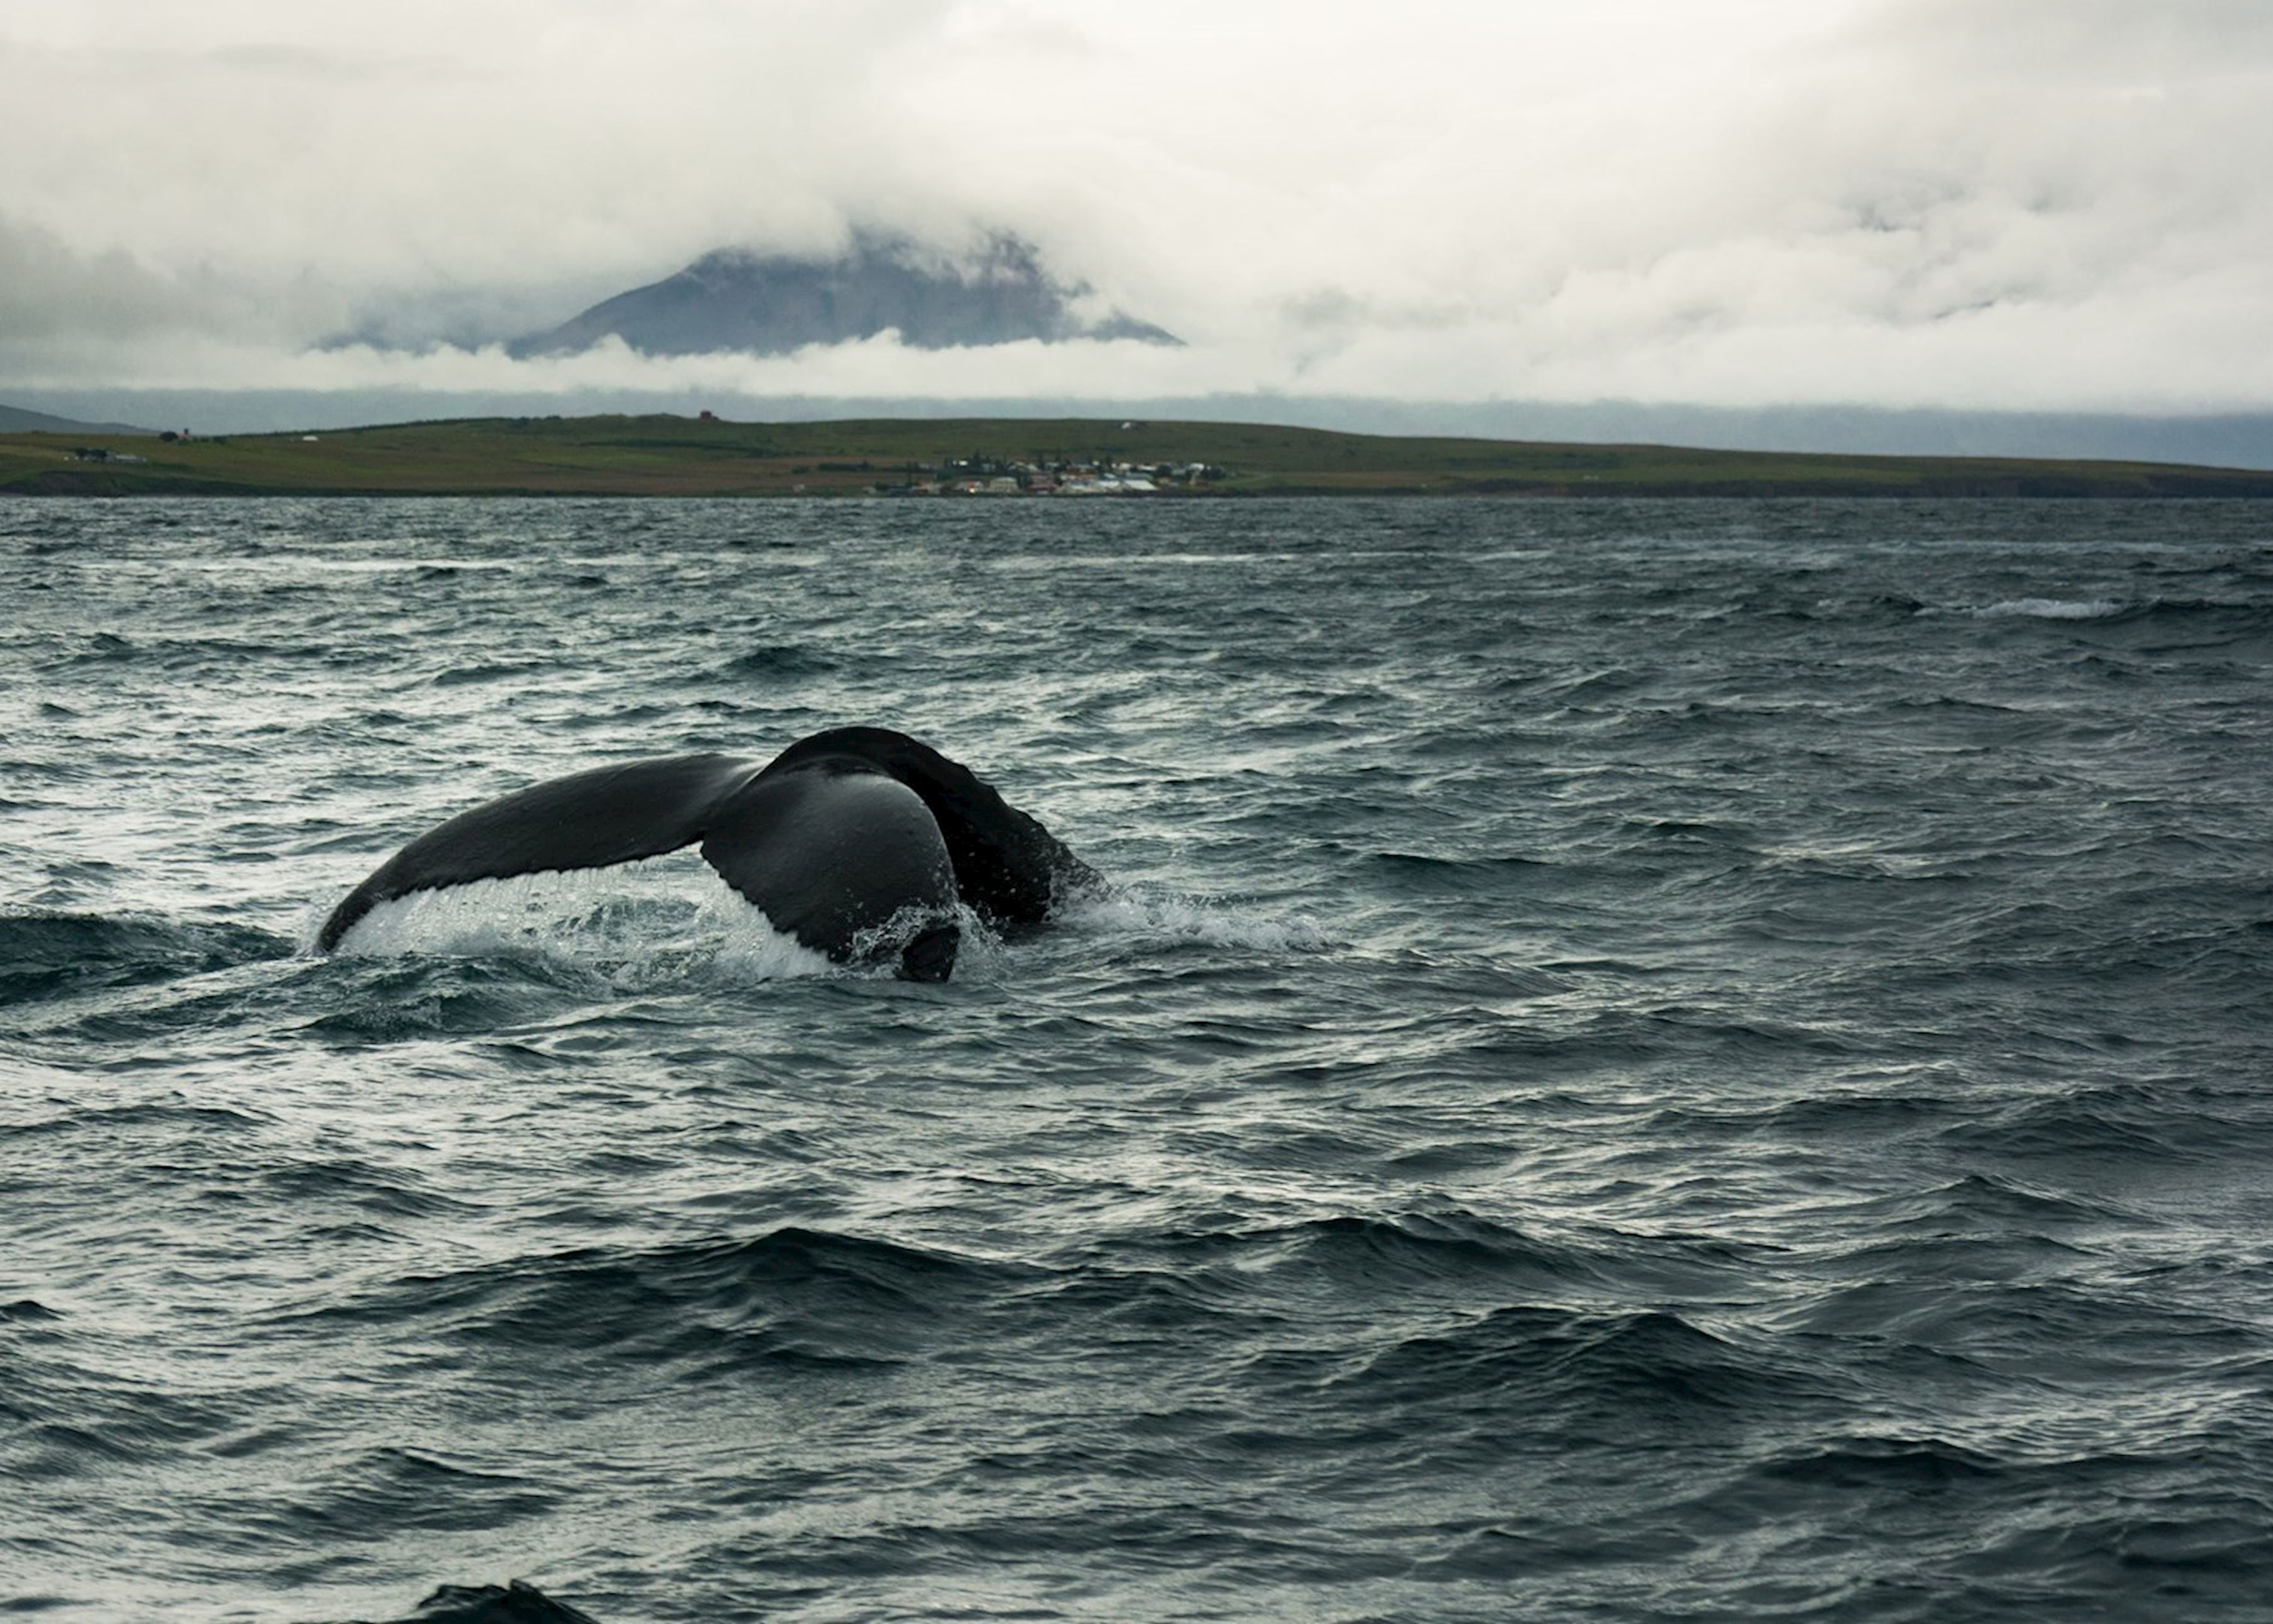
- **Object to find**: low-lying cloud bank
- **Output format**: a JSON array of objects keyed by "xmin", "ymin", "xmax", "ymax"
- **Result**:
[{"xmin": 11, "ymin": 305, "xmax": 2273, "ymax": 421}]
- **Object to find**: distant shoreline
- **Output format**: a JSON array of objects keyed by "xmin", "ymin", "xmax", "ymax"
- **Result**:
[{"xmin": 7, "ymin": 414, "xmax": 2273, "ymax": 499}]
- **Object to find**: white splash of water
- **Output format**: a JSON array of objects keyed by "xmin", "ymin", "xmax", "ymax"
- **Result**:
[
  {"xmin": 1971, "ymin": 597, "xmax": 2123, "ymax": 620},
  {"xmin": 1062, "ymin": 886, "xmax": 1332, "ymax": 952},
  {"xmin": 314, "ymin": 854, "xmax": 833, "ymax": 982}
]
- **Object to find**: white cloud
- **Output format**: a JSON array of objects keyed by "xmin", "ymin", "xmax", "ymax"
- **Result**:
[{"xmin": 2, "ymin": 0, "xmax": 2268, "ymax": 410}]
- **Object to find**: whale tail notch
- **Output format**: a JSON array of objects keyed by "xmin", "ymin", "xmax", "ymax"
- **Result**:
[
  {"xmin": 698, "ymin": 757, "xmax": 961, "ymax": 975},
  {"xmin": 761, "ymin": 726, "xmax": 1103, "ymax": 923}
]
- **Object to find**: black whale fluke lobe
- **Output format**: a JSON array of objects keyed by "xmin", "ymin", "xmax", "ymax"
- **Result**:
[
  {"xmin": 316, "ymin": 728, "xmax": 1098, "ymax": 980},
  {"xmin": 362, "ymin": 1578, "xmax": 603, "ymax": 1624}
]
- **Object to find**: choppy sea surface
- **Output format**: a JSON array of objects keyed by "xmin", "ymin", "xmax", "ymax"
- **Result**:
[{"xmin": 4, "ymin": 495, "xmax": 2272, "ymax": 1623}]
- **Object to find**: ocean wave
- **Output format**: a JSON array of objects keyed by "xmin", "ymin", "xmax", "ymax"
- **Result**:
[
  {"xmin": 1937, "ymin": 1085, "xmax": 2243, "ymax": 1165},
  {"xmin": 1961, "ymin": 595, "xmax": 2273, "ymax": 644},
  {"xmin": 4, "ymin": 1345, "xmax": 256, "ymax": 1478},
  {"xmin": 1840, "ymin": 1171, "xmax": 2135, "ymax": 1233},
  {"xmin": 718, "ymin": 643, "xmax": 839, "ymax": 680},
  {"xmin": 300, "ymin": 953, "xmax": 636, "ymax": 1040},
  {"xmin": 1017, "ymin": 1209, "xmax": 1622, "ymax": 1335},
  {"xmin": 247, "ymin": 1447, "xmax": 564, "ymax": 1542},
  {"xmin": 0, "ymin": 910, "xmax": 289, "ymax": 1005},
  {"xmin": 269, "ymin": 1228, "xmax": 1026, "ymax": 1371},
  {"xmin": 1324, "ymin": 1303, "xmax": 1822, "ymax": 1423},
  {"xmin": 1, "ymin": 1099, "xmax": 271, "ymax": 1142},
  {"xmin": 1365, "ymin": 850, "xmax": 1555, "ymax": 898},
  {"xmin": 1750, "ymin": 1432, "xmax": 2002, "ymax": 1490},
  {"xmin": 429, "ymin": 660, "xmax": 569, "ymax": 687}
]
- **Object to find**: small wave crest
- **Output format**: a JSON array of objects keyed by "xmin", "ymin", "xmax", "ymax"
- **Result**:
[
  {"xmin": 1368, "ymin": 850, "xmax": 1549, "ymax": 898},
  {"xmin": 718, "ymin": 643, "xmax": 837, "ymax": 680},
  {"xmin": 1967, "ymin": 597, "xmax": 2125, "ymax": 620},
  {"xmin": 1324, "ymin": 1303, "xmax": 1808, "ymax": 1422},
  {"xmin": 280, "ymin": 1227, "xmax": 1018, "ymax": 1372},
  {"xmin": 1060, "ymin": 886, "xmax": 1331, "ymax": 952},
  {"xmin": 1127, "ymin": 1207, "xmax": 1615, "ymax": 1300}
]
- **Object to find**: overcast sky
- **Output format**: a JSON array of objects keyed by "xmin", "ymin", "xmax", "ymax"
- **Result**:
[{"xmin": 4, "ymin": 0, "xmax": 2270, "ymax": 413}]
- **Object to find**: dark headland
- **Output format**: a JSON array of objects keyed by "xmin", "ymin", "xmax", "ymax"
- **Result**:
[{"xmin": 6, "ymin": 414, "xmax": 2272, "ymax": 498}]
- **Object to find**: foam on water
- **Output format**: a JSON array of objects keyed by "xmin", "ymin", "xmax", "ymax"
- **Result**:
[
  {"xmin": 319, "ymin": 854, "xmax": 836, "ymax": 983},
  {"xmin": 1971, "ymin": 595, "xmax": 2127, "ymax": 618},
  {"xmin": 1060, "ymin": 886, "xmax": 1334, "ymax": 953}
]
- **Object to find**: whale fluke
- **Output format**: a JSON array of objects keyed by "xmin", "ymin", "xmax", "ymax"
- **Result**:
[{"xmin": 317, "ymin": 729, "xmax": 1097, "ymax": 979}]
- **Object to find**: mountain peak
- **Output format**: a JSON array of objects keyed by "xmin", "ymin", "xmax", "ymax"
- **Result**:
[{"xmin": 511, "ymin": 231, "xmax": 1175, "ymax": 359}]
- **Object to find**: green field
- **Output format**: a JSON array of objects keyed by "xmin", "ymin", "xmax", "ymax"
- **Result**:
[{"xmin": 5, "ymin": 414, "xmax": 2270, "ymax": 497}]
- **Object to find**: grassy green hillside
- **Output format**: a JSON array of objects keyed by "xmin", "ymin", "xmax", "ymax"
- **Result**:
[{"xmin": 5, "ymin": 414, "xmax": 2270, "ymax": 497}]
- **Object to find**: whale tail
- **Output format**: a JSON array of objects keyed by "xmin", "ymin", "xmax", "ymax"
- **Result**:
[{"xmin": 316, "ymin": 730, "xmax": 1091, "ymax": 980}]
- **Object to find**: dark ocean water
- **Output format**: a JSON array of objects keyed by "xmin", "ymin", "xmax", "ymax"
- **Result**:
[{"xmin": 4, "ymin": 495, "xmax": 2271, "ymax": 1623}]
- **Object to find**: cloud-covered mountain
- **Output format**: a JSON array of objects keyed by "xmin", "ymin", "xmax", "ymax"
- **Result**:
[
  {"xmin": 9, "ymin": 8, "xmax": 2269, "ymax": 417},
  {"xmin": 511, "ymin": 233, "xmax": 1176, "ymax": 359}
]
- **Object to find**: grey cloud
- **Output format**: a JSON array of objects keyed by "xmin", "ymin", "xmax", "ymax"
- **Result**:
[
  {"xmin": 1, "ymin": 1, "xmax": 2268, "ymax": 411},
  {"xmin": 0, "ymin": 215, "xmax": 306, "ymax": 381},
  {"xmin": 0, "ymin": 218, "xmax": 182, "ymax": 341}
]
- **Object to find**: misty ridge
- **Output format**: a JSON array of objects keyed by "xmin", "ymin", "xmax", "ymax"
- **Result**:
[{"xmin": 331, "ymin": 231, "xmax": 1178, "ymax": 360}]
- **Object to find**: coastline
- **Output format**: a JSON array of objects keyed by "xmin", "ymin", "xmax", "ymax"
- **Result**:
[{"xmin": 7, "ymin": 414, "xmax": 2273, "ymax": 499}]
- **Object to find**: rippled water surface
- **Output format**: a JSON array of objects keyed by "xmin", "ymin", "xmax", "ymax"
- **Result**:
[{"xmin": 5, "ymin": 495, "xmax": 2272, "ymax": 1621}]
